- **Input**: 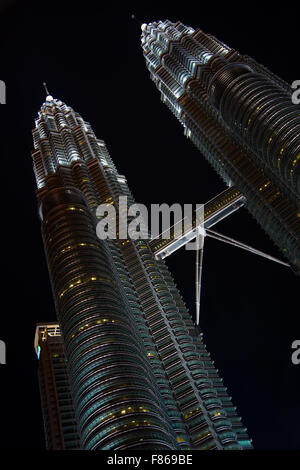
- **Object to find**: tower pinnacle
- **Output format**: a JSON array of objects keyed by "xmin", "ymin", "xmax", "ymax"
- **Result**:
[
  {"xmin": 43, "ymin": 82, "xmax": 53, "ymax": 102},
  {"xmin": 131, "ymin": 14, "xmax": 146, "ymax": 30}
]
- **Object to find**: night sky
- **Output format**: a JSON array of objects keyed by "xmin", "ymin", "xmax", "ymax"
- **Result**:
[{"xmin": 0, "ymin": 1, "xmax": 299, "ymax": 450}]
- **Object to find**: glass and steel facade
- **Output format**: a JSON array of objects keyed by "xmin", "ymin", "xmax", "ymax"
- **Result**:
[
  {"xmin": 32, "ymin": 94, "xmax": 252, "ymax": 449},
  {"xmin": 141, "ymin": 20, "xmax": 300, "ymax": 273}
]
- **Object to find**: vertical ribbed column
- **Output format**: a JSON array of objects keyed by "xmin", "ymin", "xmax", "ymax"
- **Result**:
[
  {"xmin": 207, "ymin": 61, "xmax": 300, "ymax": 200},
  {"xmin": 38, "ymin": 186, "xmax": 179, "ymax": 450}
]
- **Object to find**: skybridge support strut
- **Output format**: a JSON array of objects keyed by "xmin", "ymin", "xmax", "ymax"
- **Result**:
[{"xmin": 149, "ymin": 186, "xmax": 290, "ymax": 326}]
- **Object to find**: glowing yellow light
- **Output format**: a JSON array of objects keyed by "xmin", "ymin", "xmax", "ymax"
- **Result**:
[{"xmin": 258, "ymin": 181, "xmax": 270, "ymax": 192}]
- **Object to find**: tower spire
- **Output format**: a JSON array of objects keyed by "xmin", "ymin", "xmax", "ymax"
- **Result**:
[
  {"xmin": 43, "ymin": 82, "xmax": 50, "ymax": 96},
  {"xmin": 43, "ymin": 82, "xmax": 54, "ymax": 102},
  {"xmin": 131, "ymin": 14, "xmax": 142, "ymax": 24},
  {"xmin": 131, "ymin": 14, "xmax": 147, "ymax": 31}
]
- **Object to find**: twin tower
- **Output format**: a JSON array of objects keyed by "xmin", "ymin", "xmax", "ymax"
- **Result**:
[{"xmin": 32, "ymin": 20, "xmax": 299, "ymax": 450}]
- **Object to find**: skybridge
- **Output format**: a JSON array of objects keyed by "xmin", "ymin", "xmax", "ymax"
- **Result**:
[{"xmin": 149, "ymin": 186, "xmax": 290, "ymax": 325}]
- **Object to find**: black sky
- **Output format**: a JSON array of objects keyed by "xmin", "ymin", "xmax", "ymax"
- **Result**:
[{"xmin": 0, "ymin": 1, "xmax": 299, "ymax": 450}]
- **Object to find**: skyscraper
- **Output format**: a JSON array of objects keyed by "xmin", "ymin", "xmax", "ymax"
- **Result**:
[
  {"xmin": 34, "ymin": 323, "xmax": 80, "ymax": 449},
  {"xmin": 141, "ymin": 20, "xmax": 300, "ymax": 273},
  {"xmin": 32, "ymin": 92, "xmax": 252, "ymax": 449}
]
